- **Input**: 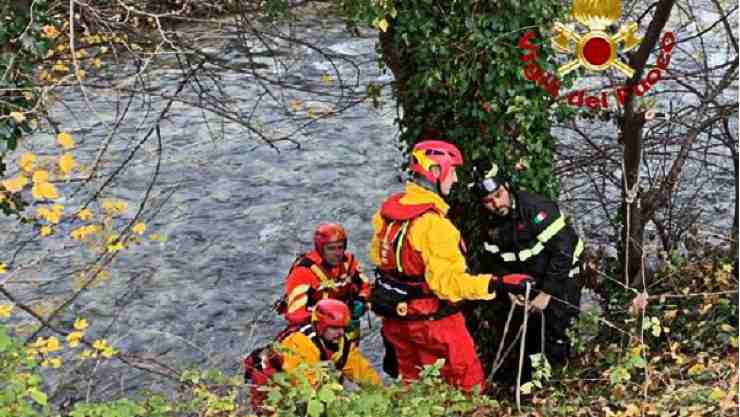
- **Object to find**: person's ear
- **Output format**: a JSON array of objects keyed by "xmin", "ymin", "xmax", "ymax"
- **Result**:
[{"xmin": 430, "ymin": 165, "xmax": 441, "ymax": 178}]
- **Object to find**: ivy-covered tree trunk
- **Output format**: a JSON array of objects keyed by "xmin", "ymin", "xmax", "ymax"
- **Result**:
[{"xmin": 373, "ymin": 0, "xmax": 567, "ymax": 195}]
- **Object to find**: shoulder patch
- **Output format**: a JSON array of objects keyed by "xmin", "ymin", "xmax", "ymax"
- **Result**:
[{"xmin": 533, "ymin": 211, "xmax": 548, "ymax": 224}]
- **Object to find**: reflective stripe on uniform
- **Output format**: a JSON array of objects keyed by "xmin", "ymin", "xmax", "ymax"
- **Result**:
[
  {"xmin": 518, "ymin": 242, "xmax": 545, "ymax": 261},
  {"xmin": 501, "ymin": 252, "xmax": 517, "ymax": 262},
  {"xmin": 309, "ymin": 265, "xmax": 331, "ymax": 285},
  {"xmin": 568, "ymin": 266, "xmax": 580, "ymax": 277},
  {"xmin": 287, "ymin": 284, "xmax": 311, "ymax": 305},
  {"xmin": 395, "ymin": 221, "xmax": 410, "ymax": 273},
  {"xmin": 318, "ymin": 280, "xmax": 350, "ymax": 291},
  {"xmin": 287, "ymin": 295, "xmax": 308, "ymax": 313},
  {"xmin": 536, "ymin": 215, "xmax": 565, "ymax": 243},
  {"xmin": 484, "ymin": 242, "xmax": 500, "ymax": 254},
  {"xmin": 572, "ymin": 239, "xmax": 584, "ymax": 265}
]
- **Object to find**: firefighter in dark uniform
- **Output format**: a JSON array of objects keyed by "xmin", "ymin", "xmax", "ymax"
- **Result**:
[{"xmin": 473, "ymin": 161, "xmax": 584, "ymax": 386}]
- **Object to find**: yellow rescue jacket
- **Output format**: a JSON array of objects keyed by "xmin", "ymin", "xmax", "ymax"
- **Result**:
[
  {"xmin": 280, "ymin": 326, "xmax": 381, "ymax": 386},
  {"xmin": 370, "ymin": 182, "xmax": 496, "ymax": 303}
]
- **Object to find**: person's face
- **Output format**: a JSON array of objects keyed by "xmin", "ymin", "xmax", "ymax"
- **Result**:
[
  {"xmin": 482, "ymin": 186, "xmax": 512, "ymax": 217},
  {"xmin": 433, "ymin": 166, "xmax": 458, "ymax": 196},
  {"xmin": 321, "ymin": 241, "xmax": 346, "ymax": 266},
  {"xmin": 321, "ymin": 326, "xmax": 345, "ymax": 343}
]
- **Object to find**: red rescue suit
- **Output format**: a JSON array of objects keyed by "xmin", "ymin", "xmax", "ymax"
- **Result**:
[{"xmin": 370, "ymin": 184, "xmax": 493, "ymax": 391}]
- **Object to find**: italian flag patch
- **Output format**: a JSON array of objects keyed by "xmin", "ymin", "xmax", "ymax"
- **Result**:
[{"xmin": 534, "ymin": 211, "xmax": 548, "ymax": 224}]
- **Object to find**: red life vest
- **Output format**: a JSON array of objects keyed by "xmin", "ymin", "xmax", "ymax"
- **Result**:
[
  {"xmin": 273, "ymin": 251, "xmax": 363, "ymax": 315},
  {"xmin": 372, "ymin": 193, "xmax": 458, "ymax": 319}
]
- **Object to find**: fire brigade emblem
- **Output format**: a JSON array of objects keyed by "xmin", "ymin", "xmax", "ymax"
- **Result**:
[{"xmin": 552, "ymin": 0, "xmax": 642, "ymax": 77}]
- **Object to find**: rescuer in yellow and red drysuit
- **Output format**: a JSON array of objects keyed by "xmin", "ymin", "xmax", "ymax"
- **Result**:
[
  {"xmin": 276, "ymin": 223, "xmax": 370, "ymax": 343},
  {"xmin": 368, "ymin": 139, "xmax": 533, "ymax": 392},
  {"xmin": 244, "ymin": 299, "xmax": 380, "ymax": 415}
]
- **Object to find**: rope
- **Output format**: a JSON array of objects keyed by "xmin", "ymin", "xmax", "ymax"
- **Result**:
[
  {"xmin": 487, "ymin": 291, "xmax": 548, "ymax": 392},
  {"xmin": 491, "ymin": 302, "xmax": 517, "ymax": 376},
  {"xmin": 516, "ymin": 282, "xmax": 532, "ymax": 412},
  {"xmin": 622, "ymin": 160, "xmax": 640, "ymax": 288}
]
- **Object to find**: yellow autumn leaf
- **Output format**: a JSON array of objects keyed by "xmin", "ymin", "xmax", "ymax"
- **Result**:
[
  {"xmin": 93, "ymin": 339, "xmax": 109, "ymax": 351},
  {"xmin": 40, "ymin": 226, "xmax": 52, "ymax": 237},
  {"xmin": 101, "ymin": 346, "xmax": 117, "ymax": 358},
  {"xmin": 56, "ymin": 132, "xmax": 75, "ymax": 150},
  {"xmin": 32, "ymin": 170, "xmax": 49, "ymax": 183},
  {"xmin": 91, "ymin": 58, "xmax": 103, "ymax": 69},
  {"xmin": 10, "ymin": 112, "xmax": 26, "ymax": 123},
  {"xmin": 52, "ymin": 62, "xmax": 69, "ymax": 73},
  {"xmin": 78, "ymin": 208, "xmax": 93, "ymax": 221},
  {"xmin": 58, "ymin": 153, "xmax": 77, "ymax": 176},
  {"xmin": 107, "ymin": 241, "xmax": 125, "ymax": 253},
  {"xmin": 114, "ymin": 200, "xmax": 127, "ymax": 212},
  {"xmin": 19, "ymin": 152, "xmax": 35, "ymax": 172},
  {"xmin": 0, "ymin": 304, "xmax": 13, "ymax": 318},
  {"xmin": 0, "ymin": 262, "xmax": 6, "ymax": 273},
  {"xmin": 45, "ymin": 337, "xmax": 61, "ymax": 352},
  {"xmin": 80, "ymin": 349, "xmax": 96, "ymax": 359},
  {"xmin": 687, "ymin": 363, "xmax": 706, "ymax": 376},
  {"xmin": 710, "ymin": 388, "xmax": 726, "ymax": 401},
  {"xmin": 149, "ymin": 233, "xmax": 165, "ymax": 241},
  {"xmin": 45, "ymin": 209, "xmax": 61, "ymax": 224},
  {"xmin": 48, "ymin": 357, "xmax": 62, "ymax": 368},
  {"xmin": 374, "ymin": 17, "xmax": 389, "ymax": 32},
  {"xmin": 32, "ymin": 182, "xmax": 59, "ymax": 200},
  {"xmin": 2, "ymin": 175, "xmax": 29, "ymax": 193},
  {"xmin": 66, "ymin": 331, "xmax": 83, "ymax": 348},
  {"xmin": 132, "ymin": 222, "xmax": 146, "ymax": 235},
  {"xmin": 73, "ymin": 318, "xmax": 89, "ymax": 331},
  {"xmin": 519, "ymin": 382, "xmax": 533, "ymax": 395}
]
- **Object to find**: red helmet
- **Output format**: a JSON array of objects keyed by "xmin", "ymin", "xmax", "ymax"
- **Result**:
[
  {"xmin": 314, "ymin": 223, "xmax": 347, "ymax": 254},
  {"xmin": 311, "ymin": 299, "xmax": 350, "ymax": 335},
  {"xmin": 410, "ymin": 140, "xmax": 464, "ymax": 184}
]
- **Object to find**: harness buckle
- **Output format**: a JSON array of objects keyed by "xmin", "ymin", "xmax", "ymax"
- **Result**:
[{"xmin": 396, "ymin": 302, "xmax": 408, "ymax": 317}]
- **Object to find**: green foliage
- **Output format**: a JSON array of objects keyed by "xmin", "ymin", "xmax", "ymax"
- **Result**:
[
  {"xmin": 0, "ymin": 1, "xmax": 52, "ymax": 155},
  {"xmin": 0, "ymin": 325, "xmax": 49, "ymax": 417},
  {"xmin": 263, "ymin": 359, "xmax": 497, "ymax": 417}
]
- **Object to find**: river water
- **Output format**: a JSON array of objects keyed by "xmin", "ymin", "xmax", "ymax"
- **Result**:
[{"xmin": 1, "ymin": 4, "xmax": 735, "ymax": 399}]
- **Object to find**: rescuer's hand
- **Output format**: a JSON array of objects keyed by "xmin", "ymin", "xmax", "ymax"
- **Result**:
[{"xmin": 488, "ymin": 273, "xmax": 534, "ymax": 296}]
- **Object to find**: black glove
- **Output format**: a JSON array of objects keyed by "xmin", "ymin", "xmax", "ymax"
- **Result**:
[{"xmin": 488, "ymin": 273, "xmax": 534, "ymax": 297}]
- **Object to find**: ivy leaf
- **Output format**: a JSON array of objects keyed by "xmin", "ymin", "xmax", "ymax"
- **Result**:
[
  {"xmin": 307, "ymin": 399, "xmax": 323, "ymax": 417},
  {"xmin": 27, "ymin": 387, "xmax": 47, "ymax": 405},
  {"xmin": 318, "ymin": 385, "xmax": 336, "ymax": 403}
]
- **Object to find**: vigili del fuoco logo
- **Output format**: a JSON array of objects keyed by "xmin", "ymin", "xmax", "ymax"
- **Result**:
[{"xmin": 518, "ymin": 0, "xmax": 676, "ymax": 110}]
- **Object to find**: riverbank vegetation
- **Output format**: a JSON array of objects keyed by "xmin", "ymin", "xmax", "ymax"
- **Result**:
[{"xmin": 0, "ymin": 0, "xmax": 737, "ymax": 416}]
